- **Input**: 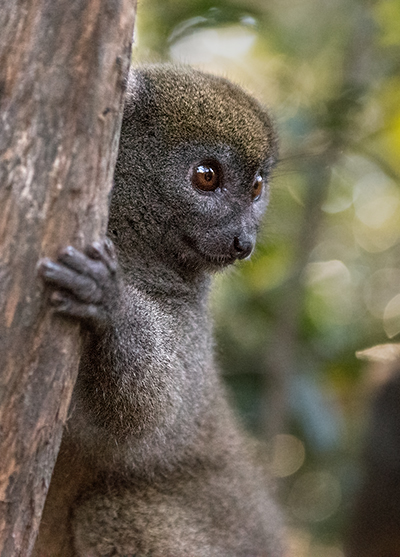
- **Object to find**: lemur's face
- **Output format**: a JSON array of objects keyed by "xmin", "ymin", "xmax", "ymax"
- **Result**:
[
  {"xmin": 157, "ymin": 142, "xmax": 272, "ymax": 272},
  {"xmin": 110, "ymin": 65, "xmax": 277, "ymax": 274}
]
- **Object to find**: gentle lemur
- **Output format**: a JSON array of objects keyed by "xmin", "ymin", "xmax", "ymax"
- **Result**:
[{"xmin": 36, "ymin": 65, "xmax": 284, "ymax": 557}]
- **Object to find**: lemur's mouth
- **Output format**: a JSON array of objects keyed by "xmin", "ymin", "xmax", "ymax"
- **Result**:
[
  {"xmin": 202, "ymin": 252, "xmax": 237, "ymax": 266},
  {"xmin": 182, "ymin": 235, "xmax": 237, "ymax": 267}
]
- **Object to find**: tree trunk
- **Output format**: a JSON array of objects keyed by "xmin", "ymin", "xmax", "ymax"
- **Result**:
[{"xmin": 0, "ymin": 1, "xmax": 137, "ymax": 555}]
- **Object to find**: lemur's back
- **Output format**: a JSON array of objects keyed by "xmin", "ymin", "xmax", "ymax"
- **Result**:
[{"xmin": 35, "ymin": 65, "xmax": 284, "ymax": 556}]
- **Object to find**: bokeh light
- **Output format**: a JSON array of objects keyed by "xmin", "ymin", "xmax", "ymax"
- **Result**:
[
  {"xmin": 288, "ymin": 471, "xmax": 342, "ymax": 522},
  {"xmin": 269, "ymin": 434, "xmax": 306, "ymax": 478}
]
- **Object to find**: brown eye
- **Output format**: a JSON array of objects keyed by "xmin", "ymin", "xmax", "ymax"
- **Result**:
[
  {"xmin": 252, "ymin": 174, "xmax": 263, "ymax": 201},
  {"xmin": 192, "ymin": 164, "xmax": 220, "ymax": 192}
]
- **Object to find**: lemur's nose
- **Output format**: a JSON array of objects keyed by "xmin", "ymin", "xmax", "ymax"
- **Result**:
[{"xmin": 233, "ymin": 236, "xmax": 253, "ymax": 260}]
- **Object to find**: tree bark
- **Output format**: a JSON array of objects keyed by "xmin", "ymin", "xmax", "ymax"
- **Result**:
[{"xmin": 0, "ymin": 1, "xmax": 137, "ymax": 555}]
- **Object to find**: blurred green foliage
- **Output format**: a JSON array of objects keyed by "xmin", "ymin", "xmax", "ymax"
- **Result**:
[{"xmin": 133, "ymin": 0, "xmax": 400, "ymax": 553}]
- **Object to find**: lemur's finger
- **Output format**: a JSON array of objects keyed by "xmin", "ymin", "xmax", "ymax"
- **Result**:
[
  {"xmin": 50, "ymin": 292, "xmax": 106, "ymax": 324},
  {"xmin": 58, "ymin": 246, "xmax": 95, "ymax": 274},
  {"xmin": 58, "ymin": 245, "xmax": 111, "ymax": 283},
  {"xmin": 38, "ymin": 258, "xmax": 100, "ymax": 303},
  {"xmin": 85, "ymin": 241, "xmax": 117, "ymax": 274}
]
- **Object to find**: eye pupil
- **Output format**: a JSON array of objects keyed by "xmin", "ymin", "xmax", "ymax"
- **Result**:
[
  {"xmin": 192, "ymin": 163, "xmax": 220, "ymax": 192},
  {"xmin": 252, "ymin": 174, "xmax": 263, "ymax": 201}
]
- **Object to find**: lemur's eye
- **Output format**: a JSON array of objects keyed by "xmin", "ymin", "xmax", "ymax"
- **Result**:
[
  {"xmin": 192, "ymin": 164, "xmax": 220, "ymax": 192},
  {"xmin": 252, "ymin": 174, "xmax": 263, "ymax": 201}
]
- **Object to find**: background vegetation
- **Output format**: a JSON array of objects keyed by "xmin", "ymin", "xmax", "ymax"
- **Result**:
[{"xmin": 133, "ymin": 1, "xmax": 400, "ymax": 554}]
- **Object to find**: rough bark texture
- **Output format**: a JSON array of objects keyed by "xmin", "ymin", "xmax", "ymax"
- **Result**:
[{"xmin": 0, "ymin": 1, "xmax": 136, "ymax": 555}]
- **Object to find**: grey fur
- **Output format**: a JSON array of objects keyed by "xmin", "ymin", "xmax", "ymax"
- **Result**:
[{"xmin": 36, "ymin": 65, "xmax": 284, "ymax": 557}]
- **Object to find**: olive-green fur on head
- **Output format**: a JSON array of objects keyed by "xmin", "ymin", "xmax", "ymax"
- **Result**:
[{"xmin": 125, "ymin": 64, "xmax": 277, "ymax": 167}]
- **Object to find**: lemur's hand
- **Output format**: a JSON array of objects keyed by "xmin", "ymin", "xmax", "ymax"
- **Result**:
[{"xmin": 38, "ymin": 238, "xmax": 119, "ymax": 331}]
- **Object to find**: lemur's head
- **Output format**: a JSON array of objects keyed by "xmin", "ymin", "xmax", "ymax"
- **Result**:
[{"xmin": 109, "ymin": 64, "xmax": 277, "ymax": 274}]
